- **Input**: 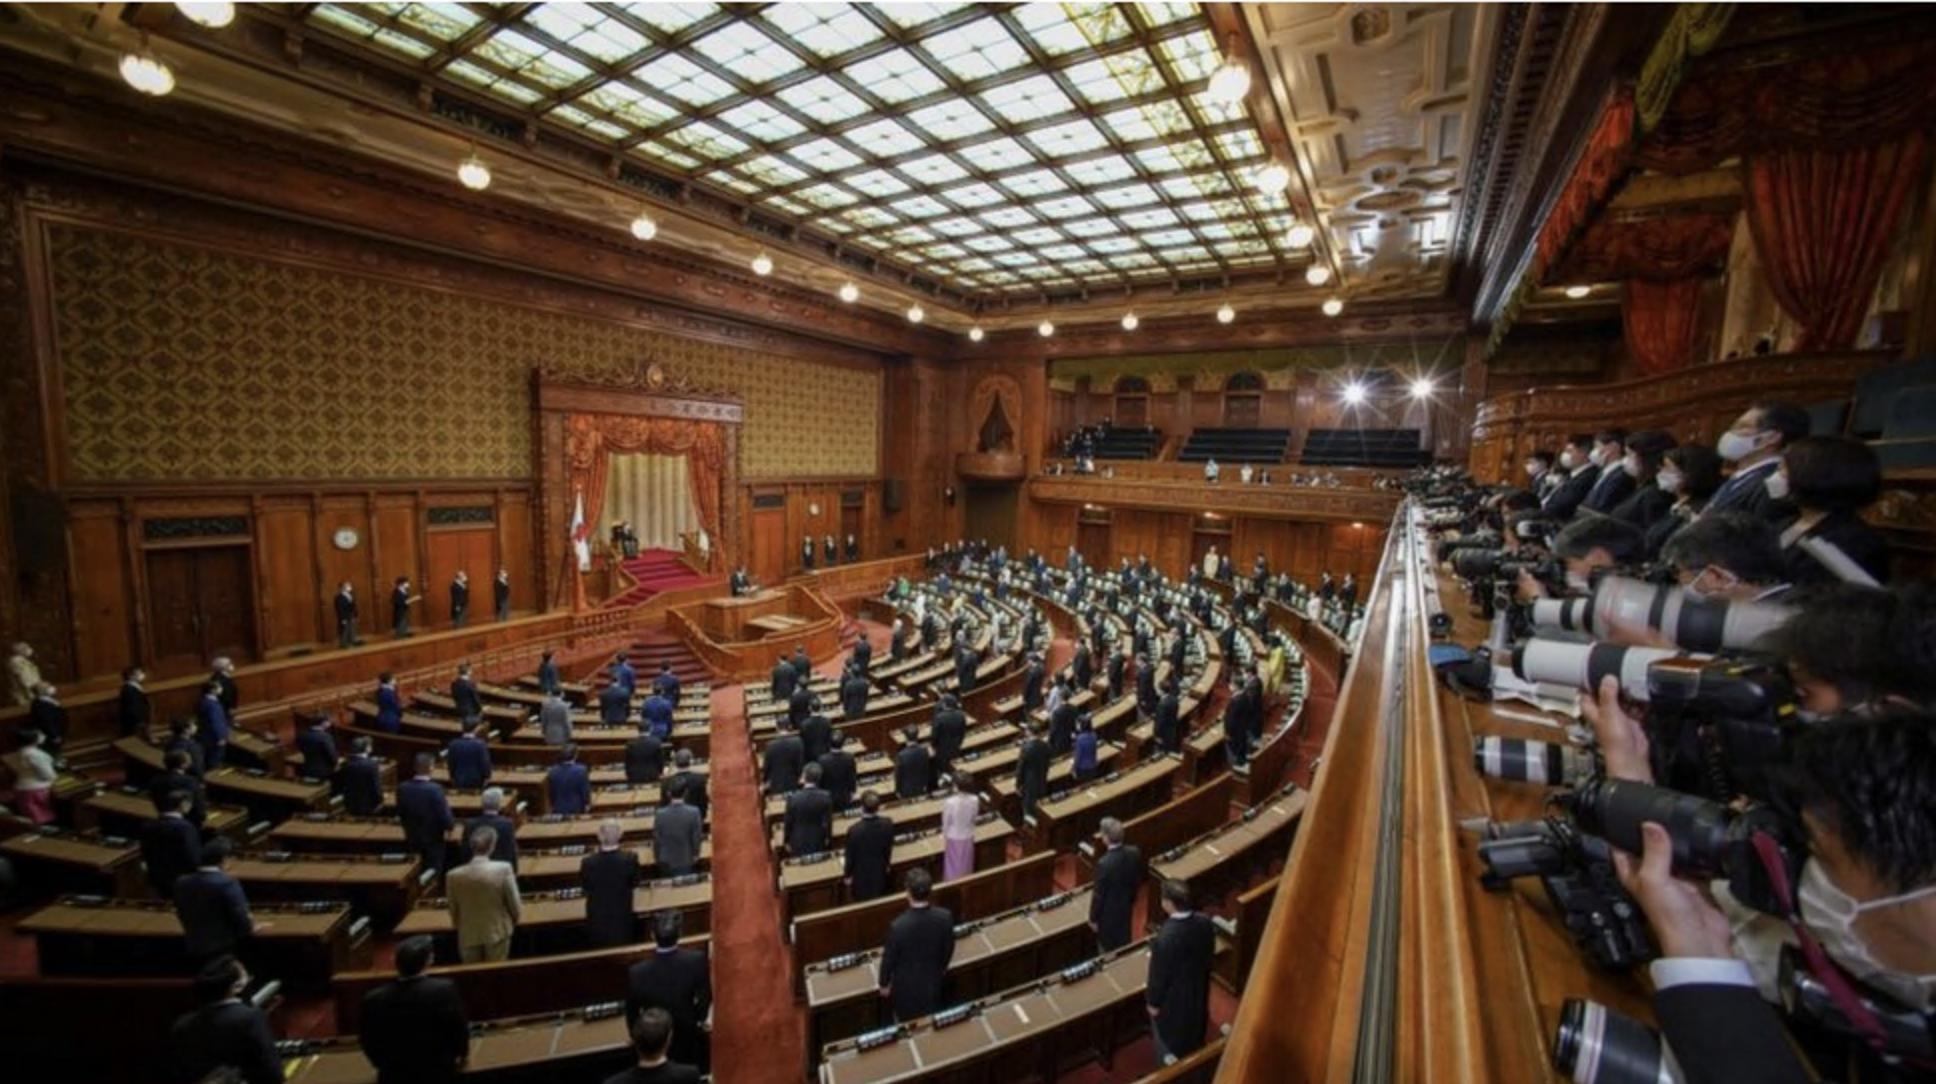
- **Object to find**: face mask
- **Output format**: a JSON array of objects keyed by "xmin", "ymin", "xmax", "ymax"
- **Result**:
[
  {"xmin": 1656, "ymin": 469, "xmax": 1683, "ymax": 493},
  {"xmin": 1798, "ymin": 859, "xmax": 1936, "ymax": 1010},
  {"xmin": 1765, "ymin": 472, "xmax": 1790, "ymax": 501},
  {"xmin": 1621, "ymin": 456, "xmax": 1641, "ymax": 477},
  {"xmin": 1587, "ymin": 446, "xmax": 1607, "ymax": 468},
  {"xmin": 1717, "ymin": 430, "xmax": 1764, "ymax": 462},
  {"xmin": 1565, "ymin": 572, "xmax": 1590, "ymax": 593},
  {"xmin": 1559, "ymin": 450, "xmax": 1578, "ymax": 471}
]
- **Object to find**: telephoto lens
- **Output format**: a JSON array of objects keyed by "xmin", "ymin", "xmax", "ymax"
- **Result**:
[
  {"xmin": 1529, "ymin": 595, "xmax": 1595, "ymax": 634},
  {"xmin": 1473, "ymin": 736, "xmax": 1596, "ymax": 786},
  {"xmin": 1511, "ymin": 638, "xmax": 1689, "ymax": 700},
  {"xmin": 1552, "ymin": 999, "xmax": 1683, "ymax": 1084},
  {"xmin": 1564, "ymin": 576, "xmax": 1797, "ymax": 652}
]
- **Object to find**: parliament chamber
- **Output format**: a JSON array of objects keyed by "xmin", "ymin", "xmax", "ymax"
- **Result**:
[{"xmin": 2, "ymin": 3, "xmax": 1936, "ymax": 1084}]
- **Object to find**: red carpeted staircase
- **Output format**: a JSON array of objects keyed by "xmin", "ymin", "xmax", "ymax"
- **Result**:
[{"xmin": 606, "ymin": 548, "xmax": 719, "ymax": 608}]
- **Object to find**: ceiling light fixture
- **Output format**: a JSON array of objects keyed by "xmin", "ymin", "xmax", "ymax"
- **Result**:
[
  {"xmin": 1254, "ymin": 162, "xmax": 1290, "ymax": 195},
  {"xmin": 456, "ymin": 149, "xmax": 491, "ymax": 191},
  {"xmin": 751, "ymin": 251, "xmax": 773, "ymax": 276},
  {"xmin": 1343, "ymin": 382, "xmax": 1367, "ymax": 406},
  {"xmin": 1410, "ymin": 377, "xmax": 1436, "ymax": 400},
  {"xmin": 1121, "ymin": 312, "xmax": 1139, "ymax": 331},
  {"xmin": 907, "ymin": 303, "xmax": 925, "ymax": 324},
  {"xmin": 1305, "ymin": 264, "xmax": 1332, "ymax": 287},
  {"xmin": 1207, "ymin": 35, "xmax": 1252, "ymax": 104},
  {"xmin": 629, "ymin": 212, "xmax": 658, "ymax": 242},
  {"xmin": 175, "ymin": 1, "xmax": 235, "ymax": 27},
  {"xmin": 1564, "ymin": 284, "xmax": 1592, "ymax": 300},
  {"xmin": 1038, "ymin": 320, "xmax": 1055, "ymax": 338},
  {"xmin": 1216, "ymin": 302, "xmax": 1235, "ymax": 324},
  {"xmin": 1285, "ymin": 222, "xmax": 1316, "ymax": 249},
  {"xmin": 1321, "ymin": 297, "xmax": 1344, "ymax": 317},
  {"xmin": 838, "ymin": 281, "xmax": 859, "ymax": 303},
  {"xmin": 968, "ymin": 326, "xmax": 985, "ymax": 342},
  {"xmin": 118, "ymin": 43, "xmax": 176, "ymax": 97}
]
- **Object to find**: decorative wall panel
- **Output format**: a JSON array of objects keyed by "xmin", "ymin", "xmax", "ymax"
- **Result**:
[{"xmin": 47, "ymin": 225, "xmax": 878, "ymax": 482}]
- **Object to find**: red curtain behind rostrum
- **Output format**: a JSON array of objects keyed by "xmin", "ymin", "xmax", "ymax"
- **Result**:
[
  {"xmin": 1623, "ymin": 277, "xmax": 1707, "ymax": 376},
  {"xmin": 1744, "ymin": 133, "xmax": 1930, "ymax": 352},
  {"xmin": 565, "ymin": 412, "xmax": 725, "ymax": 552}
]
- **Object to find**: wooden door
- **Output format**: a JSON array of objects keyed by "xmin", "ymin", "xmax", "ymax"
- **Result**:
[
  {"xmin": 1225, "ymin": 393, "xmax": 1261, "ymax": 428},
  {"xmin": 840, "ymin": 506, "xmax": 864, "ymax": 561},
  {"xmin": 146, "ymin": 546, "xmax": 256, "ymax": 674},
  {"xmin": 1115, "ymin": 395, "xmax": 1148, "ymax": 427},
  {"xmin": 750, "ymin": 508, "xmax": 786, "ymax": 586},
  {"xmin": 427, "ymin": 528, "xmax": 495, "ymax": 628},
  {"xmin": 1076, "ymin": 521, "xmax": 1111, "ymax": 569},
  {"xmin": 964, "ymin": 485, "xmax": 1018, "ymax": 553}
]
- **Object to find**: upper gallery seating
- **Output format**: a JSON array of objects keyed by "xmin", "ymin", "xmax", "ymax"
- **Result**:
[
  {"xmin": 1851, "ymin": 355, "xmax": 1936, "ymax": 470},
  {"xmin": 1299, "ymin": 428, "xmax": 1428, "ymax": 469},
  {"xmin": 1177, "ymin": 427, "xmax": 1293, "ymax": 464},
  {"xmin": 1091, "ymin": 426, "xmax": 1163, "ymax": 460}
]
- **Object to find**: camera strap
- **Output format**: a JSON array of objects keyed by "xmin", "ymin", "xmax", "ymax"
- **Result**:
[{"xmin": 1750, "ymin": 830, "xmax": 1930, "ymax": 1067}]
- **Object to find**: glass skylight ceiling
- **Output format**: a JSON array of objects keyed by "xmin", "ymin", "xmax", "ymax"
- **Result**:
[{"xmin": 304, "ymin": 2, "xmax": 1303, "ymax": 298}]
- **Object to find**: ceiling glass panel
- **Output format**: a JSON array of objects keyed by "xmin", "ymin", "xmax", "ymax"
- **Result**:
[{"xmin": 301, "ymin": 1, "xmax": 1298, "ymax": 299}]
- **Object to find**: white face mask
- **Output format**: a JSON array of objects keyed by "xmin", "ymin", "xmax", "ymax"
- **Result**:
[
  {"xmin": 1798, "ymin": 859, "xmax": 1936, "ymax": 1010},
  {"xmin": 1764, "ymin": 472, "xmax": 1790, "ymax": 501},
  {"xmin": 1588, "ymin": 446, "xmax": 1607, "ymax": 468},
  {"xmin": 1717, "ymin": 429, "xmax": 1765, "ymax": 462},
  {"xmin": 1656, "ymin": 469, "xmax": 1683, "ymax": 494},
  {"xmin": 1621, "ymin": 456, "xmax": 1642, "ymax": 477},
  {"xmin": 1559, "ymin": 450, "xmax": 1578, "ymax": 471}
]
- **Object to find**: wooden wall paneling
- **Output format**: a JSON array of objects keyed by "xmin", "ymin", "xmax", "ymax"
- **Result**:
[
  {"xmin": 316, "ymin": 498, "xmax": 373, "ymax": 635},
  {"xmin": 256, "ymin": 497, "xmax": 320, "ymax": 653},
  {"xmin": 373, "ymin": 496, "xmax": 420, "ymax": 616},
  {"xmin": 497, "ymin": 493, "xmax": 533, "ymax": 615},
  {"xmin": 749, "ymin": 497, "xmax": 787, "ymax": 587},
  {"xmin": 65, "ymin": 499, "xmax": 132, "ymax": 681}
]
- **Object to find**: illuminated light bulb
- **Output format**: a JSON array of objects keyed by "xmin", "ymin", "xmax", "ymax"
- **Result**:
[
  {"xmin": 751, "ymin": 251, "xmax": 773, "ymax": 276},
  {"xmin": 1038, "ymin": 320, "xmax": 1055, "ymax": 338},
  {"xmin": 456, "ymin": 153, "xmax": 491, "ymax": 191},
  {"xmin": 119, "ymin": 50, "xmax": 176, "ymax": 96},
  {"xmin": 1305, "ymin": 264, "xmax": 1331, "ymax": 287},
  {"xmin": 1207, "ymin": 47, "xmax": 1251, "ymax": 104},
  {"xmin": 1121, "ymin": 312, "xmax": 1139, "ymax": 331},
  {"xmin": 1565, "ymin": 284, "xmax": 1592, "ymax": 300},
  {"xmin": 838, "ymin": 281, "xmax": 859, "ymax": 303},
  {"xmin": 630, "ymin": 212, "xmax": 658, "ymax": 241},
  {"xmin": 907, "ymin": 304, "xmax": 925, "ymax": 324},
  {"xmin": 175, "ymin": 1, "xmax": 235, "ymax": 27},
  {"xmin": 1254, "ymin": 162, "xmax": 1290, "ymax": 194},
  {"xmin": 1285, "ymin": 222, "xmax": 1316, "ymax": 249},
  {"xmin": 1321, "ymin": 297, "xmax": 1344, "ymax": 317},
  {"xmin": 1343, "ymin": 382, "xmax": 1367, "ymax": 405},
  {"xmin": 968, "ymin": 326, "xmax": 985, "ymax": 342},
  {"xmin": 1410, "ymin": 377, "xmax": 1435, "ymax": 399},
  {"xmin": 1216, "ymin": 303, "xmax": 1235, "ymax": 324}
]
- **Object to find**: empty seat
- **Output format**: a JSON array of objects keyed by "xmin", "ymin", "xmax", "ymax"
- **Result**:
[
  {"xmin": 1177, "ymin": 427, "xmax": 1292, "ymax": 464},
  {"xmin": 1852, "ymin": 356, "xmax": 1936, "ymax": 437},
  {"xmin": 1300, "ymin": 429, "xmax": 1428, "ymax": 468}
]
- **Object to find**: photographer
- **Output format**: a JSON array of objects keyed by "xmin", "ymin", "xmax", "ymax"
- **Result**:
[
  {"xmin": 1516, "ymin": 516, "xmax": 1645, "ymax": 604},
  {"xmin": 1659, "ymin": 511, "xmax": 1792, "ymax": 604},
  {"xmin": 1612, "ymin": 711, "xmax": 1936, "ymax": 1084}
]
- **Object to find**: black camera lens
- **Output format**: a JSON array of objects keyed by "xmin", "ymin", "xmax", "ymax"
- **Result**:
[
  {"xmin": 1553, "ymin": 999, "xmax": 1681, "ymax": 1084},
  {"xmin": 1566, "ymin": 778, "xmax": 1740, "ymax": 882}
]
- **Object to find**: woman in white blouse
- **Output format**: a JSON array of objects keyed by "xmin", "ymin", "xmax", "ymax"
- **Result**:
[{"xmin": 940, "ymin": 775, "xmax": 980, "ymax": 881}]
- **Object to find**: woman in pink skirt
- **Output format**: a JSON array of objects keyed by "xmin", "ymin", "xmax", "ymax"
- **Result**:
[
  {"xmin": 5, "ymin": 727, "xmax": 58, "ymax": 824},
  {"xmin": 940, "ymin": 775, "xmax": 980, "ymax": 881}
]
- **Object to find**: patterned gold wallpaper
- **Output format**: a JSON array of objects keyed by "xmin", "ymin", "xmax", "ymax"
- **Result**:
[{"xmin": 48, "ymin": 225, "xmax": 879, "ymax": 481}]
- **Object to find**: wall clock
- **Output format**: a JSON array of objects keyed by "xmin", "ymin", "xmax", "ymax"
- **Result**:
[{"xmin": 332, "ymin": 527, "xmax": 360, "ymax": 551}]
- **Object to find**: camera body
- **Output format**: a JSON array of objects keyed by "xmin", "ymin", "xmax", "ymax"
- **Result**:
[{"xmin": 1478, "ymin": 816, "xmax": 1658, "ymax": 971}]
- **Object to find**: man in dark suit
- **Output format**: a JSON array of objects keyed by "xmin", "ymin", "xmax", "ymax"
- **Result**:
[
  {"xmin": 818, "ymin": 732, "xmax": 860, "ymax": 810},
  {"xmin": 174, "ymin": 838, "xmax": 256, "ymax": 964},
  {"xmin": 889, "ymin": 618, "xmax": 910, "ymax": 662},
  {"xmin": 640, "ymin": 688, "xmax": 674, "ymax": 741},
  {"xmin": 1542, "ymin": 436, "xmax": 1602, "ymax": 520},
  {"xmin": 599, "ymin": 680, "xmax": 632, "ymax": 725},
  {"xmin": 851, "ymin": 633, "xmax": 872, "ymax": 672},
  {"xmin": 151, "ymin": 748, "xmax": 208, "ymax": 828},
  {"xmin": 538, "ymin": 650, "xmax": 561, "ymax": 696},
  {"xmin": 797, "ymin": 709, "xmax": 831, "ymax": 764},
  {"xmin": 770, "ymin": 654, "xmax": 797, "ymax": 702},
  {"xmin": 611, "ymin": 654, "xmax": 637, "ymax": 697},
  {"xmin": 165, "ymin": 955, "xmax": 282, "ymax": 1084},
  {"xmin": 142, "ymin": 789, "xmax": 202, "ymax": 897},
  {"xmin": 295, "ymin": 712, "xmax": 338, "ymax": 782},
  {"xmin": 449, "ymin": 571, "xmax": 470, "ymax": 629},
  {"xmin": 1154, "ymin": 679, "xmax": 1183, "ymax": 756},
  {"xmin": 211, "ymin": 657, "xmax": 240, "ymax": 718},
  {"xmin": 1579, "ymin": 430, "xmax": 1636, "ymax": 515},
  {"xmin": 801, "ymin": 535, "xmax": 815, "ymax": 570},
  {"xmin": 1703, "ymin": 399, "xmax": 1809, "ymax": 522},
  {"xmin": 843, "ymin": 791, "xmax": 896, "ymax": 902},
  {"xmin": 1022, "ymin": 654, "xmax": 1046, "ymax": 715},
  {"xmin": 339, "ymin": 736, "xmax": 383, "ymax": 816},
  {"xmin": 953, "ymin": 642, "xmax": 978, "ymax": 696},
  {"xmin": 840, "ymin": 666, "xmax": 870, "ymax": 721},
  {"xmin": 653, "ymin": 778, "xmax": 703, "ymax": 878},
  {"xmin": 729, "ymin": 566, "xmax": 752, "ymax": 597},
  {"xmin": 397, "ymin": 753, "xmax": 455, "ymax": 877},
  {"xmin": 791, "ymin": 644, "xmax": 811, "ymax": 681},
  {"xmin": 1106, "ymin": 647, "xmax": 1128, "ymax": 701},
  {"xmin": 787, "ymin": 683, "xmax": 814, "ymax": 728},
  {"xmin": 1147, "ymin": 879, "xmax": 1216, "ymax": 1063},
  {"xmin": 547, "ymin": 744, "xmax": 592, "ymax": 816},
  {"xmin": 1049, "ymin": 695, "xmax": 1079, "ymax": 757},
  {"xmin": 1225, "ymin": 670, "xmax": 1264, "ymax": 772},
  {"xmin": 651, "ymin": 662, "xmax": 681, "ymax": 708},
  {"xmin": 194, "ymin": 680, "xmax": 230, "ymax": 769},
  {"xmin": 493, "ymin": 569, "xmax": 511, "ymax": 623},
  {"xmin": 894, "ymin": 725, "xmax": 932, "ymax": 800},
  {"xmin": 581, "ymin": 819, "xmax": 642, "ymax": 948},
  {"xmin": 119, "ymin": 665, "xmax": 152, "ymax": 738},
  {"xmin": 763, "ymin": 721, "xmax": 806, "ymax": 797},
  {"xmin": 931, "ymin": 695, "xmax": 967, "ymax": 779},
  {"xmin": 1071, "ymin": 642, "xmax": 1094, "ymax": 690},
  {"xmin": 446, "ymin": 719, "xmax": 492, "ymax": 790},
  {"xmin": 450, "ymin": 663, "xmax": 483, "ymax": 721},
  {"xmin": 608, "ymin": 1008, "xmax": 702, "ymax": 1084},
  {"xmin": 1090, "ymin": 817, "xmax": 1145, "ymax": 952},
  {"xmin": 626, "ymin": 911, "xmax": 712, "ymax": 1071},
  {"xmin": 391, "ymin": 576, "xmax": 419, "ymax": 638},
  {"xmin": 374, "ymin": 673, "xmax": 403, "ymax": 733},
  {"xmin": 662, "ymin": 748, "xmax": 708, "ymax": 821},
  {"xmin": 878, "ymin": 868, "xmax": 955, "ymax": 1022},
  {"xmin": 359, "ymin": 935, "xmax": 469, "ymax": 1084},
  {"xmin": 465, "ymin": 787, "xmax": 518, "ymax": 869},
  {"xmin": 335, "ymin": 581, "xmax": 363, "ymax": 648},
  {"xmin": 1016, "ymin": 720, "xmax": 1051, "ymax": 822},
  {"xmin": 626, "ymin": 723, "xmax": 665, "ymax": 784},
  {"xmin": 783, "ymin": 762, "xmax": 835, "ymax": 856}
]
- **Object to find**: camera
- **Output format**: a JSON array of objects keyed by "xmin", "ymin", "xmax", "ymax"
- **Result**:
[
  {"xmin": 1777, "ymin": 945, "xmax": 1935, "ymax": 1061},
  {"xmin": 1474, "ymin": 736, "xmax": 1596, "ymax": 787},
  {"xmin": 1565, "ymin": 778, "xmax": 1801, "ymax": 918},
  {"xmin": 1529, "ymin": 575, "xmax": 1795, "ymax": 652},
  {"xmin": 1477, "ymin": 816, "xmax": 1657, "ymax": 970},
  {"xmin": 1552, "ymin": 998, "xmax": 1683, "ymax": 1084},
  {"xmin": 1511, "ymin": 638, "xmax": 1687, "ymax": 698}
]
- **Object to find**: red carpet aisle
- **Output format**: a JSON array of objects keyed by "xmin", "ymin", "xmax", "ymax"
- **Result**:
[
  {"xmin": 606, "ymin": 550, "xmax": 719, "ymax": 608},
  {"xmin": 703, "ymin": 678, "xmax": 809, "ymax": 1084}
]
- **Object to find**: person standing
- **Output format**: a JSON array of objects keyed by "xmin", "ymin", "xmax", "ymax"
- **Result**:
[
  {"xmin": 1017, "ymin": 720, "xmax": 1051, "ymax": 822},
  {"xmin": 624, "ymin": 914, "xmax": 712, "ymax": 1074},
  {"xmin": 1072, "ymin": 715, "xmax": 1100, "ymax": 783},
  {"xmin": 164, "ymin": 956, "xmax": 283, "ymax": 1084},
  {"xmin": 893, "ymin": 725, "xmax": 932, "ymax": 800},
  {"xmin": 841, "ymin": 666, "xmax": 871, "ymax": 721},
  {"xmin": 598, "ymin": 681, "xmax": 631, "ymax": 726},
  {"xmin": 359, "ymin": 935, "xmax": 469, "ymax": 1084},
  {"xmin": 210, "ymin": 657, "xmax": 240, "ymax": 719},
  {"xmin": 294, "ymin": 713, "xmax": 338, "ymax": 782},
  {"xmin": 449, "ymin": 663, "xmax": 482, "ymax": 722},
  {"xmin": 817, "ymin": 731, "xmax": 858, "ymax": 810},
  {"xmin": 1154, "ymin": 678, "xmax": 1182, "ymax": 756},
  {"xmin": 546, "ymin": 689, "xmax": 578, "ymax": 743},
  {"xmin": 538, "ymin": 650, "xmax": 561, "ymax": 696},
  {"xmin": 194, "ymin": 680, "xmax": 229, "ymax": 769},
  {"xmin": 930, "ymin": 695, "xmax": 966, "ymax": 780},
  {"xmin": 174, "ymin": 838, "xmax": 258, "ymax": 965},
  {"xmin": 4, "ymin": 728, "xmax": 57, "ymax": 825},
  {"xmin": 651, "ymin": 662, "xmax": 681, "ymax": 708},
  {"xmin": 611, "ymin": 653, "xmax": 638, "ymax": 698},
  {"xmin": 397, "ymin": 753, "xmax": 455, "ymax": 877},
  {"xmin": 663, "ymin": 749, "xmax": 708, "ymax": 822},
  {"xmin": 730, "ymin": 565, "xmax": 752, "ymax": 597},
  {"xmin": 547, "ymin": 744, "xmax": 591, "ymax": 816},
  {"xmin": 653, "ymin": 778, "xmax": 702, "ymax": 878},
  {"xmin": 339, "ymin": 737, "xmax": 383, "ymax": 817},
  {"xmin": 843, "ymin": 791, "xmax": 896, "ymax": 902},
  {"xmin": 1146, "ymin": 879, "xmax": 1216, "ymax": 1063},
  {"xmin": 1090, "ymin": 817, "xmax": 1144, "ymax": 952},
  {"xmin": 641, "ymin": 687, "xmax": 674, "ymax": 742},
  {"xmin": 940, "ymin": 776, "xmax": 979, "ymax": 881},
  {"xmin": 28, "ymin": 682, "xmax": 66, "ymax": 757},
  {"xmin": 142, "ymin": 789, "xmax": 202, "ymax": 897},
  {"xmin": 446, "ymin": 719, "xmax": 492, "ymax": 791},
  {"xmin": 464, "ymin": 787, "xmax": 518, "ymax": 870},
  {"xmin": 782, "ymin": 762, "xmax": 834, "ymax": 857},
  {"xmin": 493, "ymin": 569, "xmax": 512, "ymax": 623},
  {"xmin": 391, "ymin": 576, "xmax": 419, "ymax": 638},
  {"xmin": 151, "ymin": 748, "xmax": 209, "ymax": 829},
  {"xmin": 625, "ymin": 722, "xmax": 664, "ymax": 785},
  {"xmin": 603, "ymin": 1008, "xmax": 701, "ymax": 1084},
  {"xmin": 374, "ymin": 672, "xmax": 403, "ymax": 734},
  {"xmin": 120, "ymin": 665, "xmax": 153, "ymax": 738},
  {"xmin": 335, "ymin": 581, "xmax": 362, "ymax": 649},
  {"xmin": 7, "ymin": 641, "xmax": 40, "ymax": 707},
  {"xmin": 763, "ymin": 721, "xmax": 805, "ymax": 798},
  {"xmin": 448, "ymin": 571, "xmax": 470, "ymax": 629},
  {"xmin": 446, "ymin": 825, "xmax": 521, "ymax": 963},
  {"xmin": 878, "ymin": 869, "xmax": 955, "ymax": 1023},
  {"xmin": 581, "ymin": 819, "xmax": 641, "ymax": 949}
]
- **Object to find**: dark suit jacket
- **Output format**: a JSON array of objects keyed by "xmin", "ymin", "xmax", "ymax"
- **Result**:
[
  {"xmin": 844, "ymin": 814, "xmax": 896, "ymax": 901},
  {"xmin": 465, "ymin": 813, "xmax": 518, "ymax": 869},
  {"xmin": 1580, "ymin": 465, "xmax": 1637, "ymax": 515},
  {"xmin": 375, "ymin": 686, "xmax": 404, "ymax": 733},
  {"xmin": 151, "ymin": 769, "xmax": 208, "ymax": 826},
  {"xmin": 397, "ymin": 777, "xmax": 455, "ymax": 868},
  {"xmin": 1090, "ymin": 844, "xmax": 1145, "ymax": 951},
  {"xmin": 771, "ymin": 662, "xmax": 798, "ymax": 701},
  {"xmin": 547, "ymin": 762, "xmax": 592, "ymax": 816},
  {"xmin": 1022, "ymin": 664, "xmax": 1046, "ymax": 711},
  {"xmin": 841, "ymin": 676, "xmax": 870, "ymax": 720},
  {"xmin": 360, "ymin": 974, "xmax": 470, "ymax": 1084},
  {"xmin": 1543, "ymin": 465, "xmax": 1600, "ymax": 519},
  {"xmin": 175, "ymin": 869, "xmax": 252, "ymax": 961},
  {"xmin": 1781, "ymin": 509, "xmax": 1891, "ymax": 586},
  {"xmin": 1705, "ymin": 458, "xmax": 1789, "ymax": 521},
  {"xmin": 215, "ymin": 672, "xmax": 239, "ymax": 715},
  {"xmin": 599, "ymin": 684, "xmax": 632, "ymax": 725},
  {"xmin": 653, "ymin": 802, "xmax": 703, "ymax": 876},
  {"xmin": 1654, "ymin": 980, "xmax": 1812, "ymax": 1084},
  {"xmin": 764, "ymin": 734, "xmax": 805, "ymax": 795},
  {"xmin": 1106, "ymin": 653, "xmax": 1127, "ymax": 697},
  {"xmin": 340, "ymin": 756, "xmax": 384, "ymax": 816},
  {"xmin": 141, "ymin": 814, "xmax": 202, "ymax": 895},
  {"xmin": 1016, "ymin": 738, "xmax": 1051, "ymax": 818},
  {"xmin": 626, "ymin": 733, "xmax": 665, "ymax": 784},
  {"xmin": 449, "ymin": 581, "xmax": 470, "ymax": 619},
  {"xmin": 880, "ymin": 904, "xmax": 956, "ymax": 1022},
  {"xmin": 120, "ymin": 682, "xmax": 152, "ymax": 737},
  {"xmin": 1610, "ymin": 484, "xmax": 1675, "ymax": 533},
  {"xmin": 663, "ymin": 770, "xmax": 708, "ymax": 821},
  {"xmin": 626, "ymin": 948, "xmax": 713, "ymax": 1067},
  {"xmin": 931, "ymin": 710, "xmax": 967, "ymax": 775},
  {"xmin": 602, "ymin": 1059, "xmax": 703, "ymax": 1084},
  {"xmin": 451, "ymin": 678, "xmax": 483, "ymax": 720},
  {"xmin": 166, "ymin": 1001, "xmax": 282, "ymax": 1084},
  {"xmin": 788, "ymin": 687, "xmax": 814, "ymax": 727},
  {"xmin": 1154, "ymin": 693, "xmax": 1182, "ymax": 753},
  {"xmin": 852, "ymin": 637, "xmax": 872, "ymax": 669},
  {"xmin": 817, "ymin": 750, "xmax": 858, "ymax": 810},
  {"xmin": 1049, "ymin": 703, "xmax": 1079, "ymax": 756},
  {"xmin": 295, "ymin": 725, "xmax": 338, "ymax": 780},
  {"xmin": 446, "ymin": 735, "xmax": 492, "ymax": 790},
  {"xmin": 538, "ymin": 660, "xmax": 561, "ymax": 694},
  {"xmin": 1148, "ymin": 912, "xmax": 1217, "ymax": 1057},
  {"xmin": 783, "ymin": 786, "xmax": 834, "ymax": 856},
  {"xmin": 580, "ymin": 848, "xmax": 642, "ymax": 948},
  {"xmin": 893, "ymin": 745, "xmax": 932, "ymax": 800},
  {"xmin": 335, "ymin": 590, "xmax": 357, "ymax": 624},
  {"xmin": 799, "ymin": 715, "xmax": 833, "ymax": 764}
]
